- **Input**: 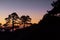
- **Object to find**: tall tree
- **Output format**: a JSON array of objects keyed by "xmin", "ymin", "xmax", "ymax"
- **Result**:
[
  {"xmin": 10, "ymin": 12, "xmax": 20, "ymax": 29},
  {"xmin": 5, "ymin": 12, "xmax": 20, "ymax": 29}
]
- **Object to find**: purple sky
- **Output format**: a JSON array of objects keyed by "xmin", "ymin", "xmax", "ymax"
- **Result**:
[{"xmin": 0, "ymin": 0, "xmax": 57, "ymax": 24}]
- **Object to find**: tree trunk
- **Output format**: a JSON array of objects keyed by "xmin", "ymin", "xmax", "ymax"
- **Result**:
[
  {"xmin": 12, "ymin": 20, "xmax": 14, "ymax": 29},
  {"xmin": 23, "ymin": 22, "xmax": 25, "ymax": 28},
  {"xmin": 12, "ymin": 16, "xmax": 14, "ymax": 29}
]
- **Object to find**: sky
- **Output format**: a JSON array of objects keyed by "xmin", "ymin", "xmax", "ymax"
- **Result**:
[{"xmin": 0, "ymin": 0, "xmax": 57, "ymax": 24}]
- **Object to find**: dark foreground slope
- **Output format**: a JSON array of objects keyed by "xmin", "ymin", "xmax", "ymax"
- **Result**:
[
  {"xmin": 38, "ymin": 14, "xmax": 60, "ymax": 32},
  {"xmin": 0, "ymin": 15, "xmax": 57, "ymax": 40}
]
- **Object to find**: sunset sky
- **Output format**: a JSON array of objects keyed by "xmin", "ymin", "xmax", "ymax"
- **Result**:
[{"xmin": 0, "ymin": 0, "xmax": 57, "ymax": 24}]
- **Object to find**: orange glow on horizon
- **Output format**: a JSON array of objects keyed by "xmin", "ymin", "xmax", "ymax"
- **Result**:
[
  {"xmin": 0, "ymin": 19, "xmax": 40, "ymax": 25},
  {"xmin": 0, "ymin": 16, "xmax": 42, "ymax": 25},
  {"xmin": 0, "ymin": 12, "xmax": 43, "ymax": 25},
  {"xmin": 0, "ymin": 17, "xmax": 41, "ymax": 25}
]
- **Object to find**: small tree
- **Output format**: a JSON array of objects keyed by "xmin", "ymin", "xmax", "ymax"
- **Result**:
[{"xmin": 20, "ymin": 15, "xmax": 31, "ymax": 27}]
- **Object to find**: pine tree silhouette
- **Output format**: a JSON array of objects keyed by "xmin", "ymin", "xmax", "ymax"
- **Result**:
[
  {"xmin": 5, "ymin": 12, "xmax": 20, "ymax": 30},
  {"xmin": 20, "ymin": 15, "xmax": 31, "ymax": 28},
  {"xmin": 11, "ymin": 12, "xmax": 19, "ymax": 29}
]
